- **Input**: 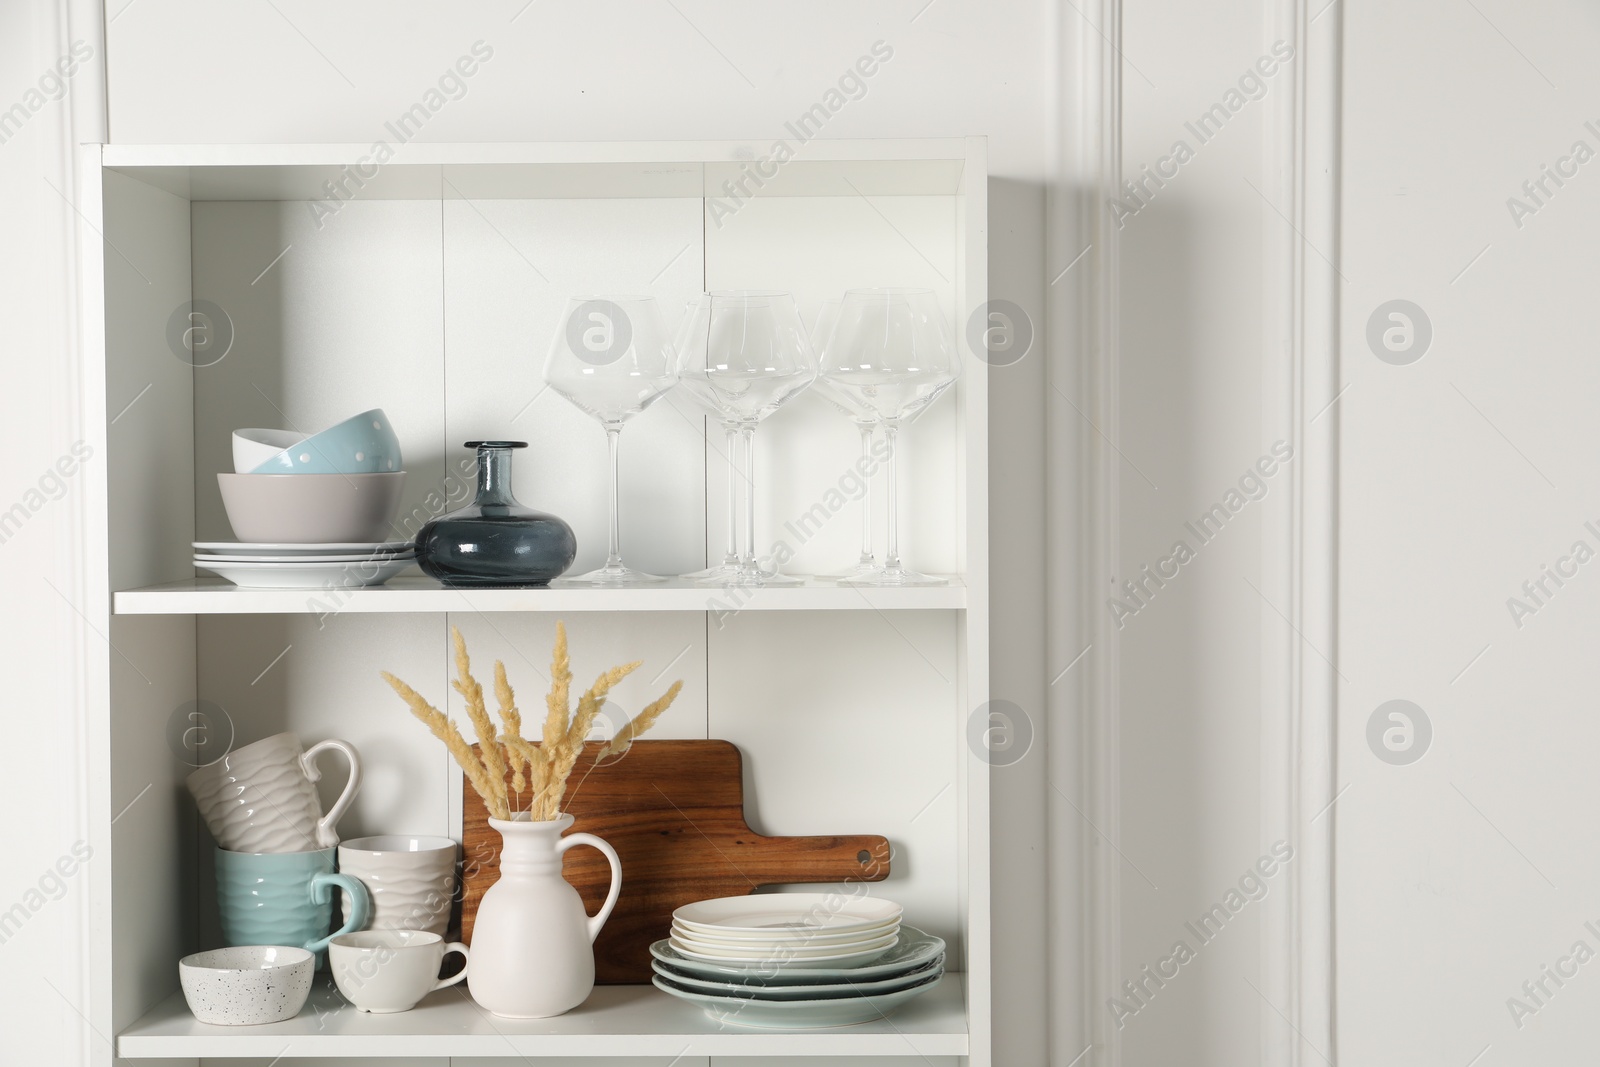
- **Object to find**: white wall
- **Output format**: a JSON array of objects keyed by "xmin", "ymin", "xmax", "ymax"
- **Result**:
[{"xmin": 1338, "ymin": 2, "xmax": 1600, "ymax": 1063}]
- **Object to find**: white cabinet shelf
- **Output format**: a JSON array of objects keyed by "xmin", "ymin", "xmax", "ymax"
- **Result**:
[
  {"xmin": 83, "ymin": 138, "xmax": 989, "ymax": 1065},
  {"xmin": 117, "ymin": 977, "xmax": 969, "ymax": 1059},
  {"xmin": 114, "ymin": 575, "xmax": 968, "ymax": 614}
]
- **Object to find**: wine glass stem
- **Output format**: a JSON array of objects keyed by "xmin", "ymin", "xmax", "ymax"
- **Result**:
[
  {"xmin": 858, "ymin": 423, "xmax": 875, "ymax": 565},
  {"xmin": 742, "ymin": 426, "xmax": 757, "ymax": 569},
  {"xmin": 605, "ymin": 426, "xmax": 623, "ymax": 569},
  {"xmin": 882, "ymin": 424, "xmax": 901, "ymax": 571},
  {"xmin": 724, "ymin": 425, "xmax": 740, "ymax": 566}
]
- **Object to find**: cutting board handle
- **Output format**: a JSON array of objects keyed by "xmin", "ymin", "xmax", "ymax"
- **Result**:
[
  {"xmin": 558, "ymin": 832, "xmax": 622, "ymax": 943},
  {"xmin": 740, "ymin": 834, "xmax": 892, "ymax": 885}
]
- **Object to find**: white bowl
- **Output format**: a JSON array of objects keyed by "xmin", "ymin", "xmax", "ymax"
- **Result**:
[
  {"xmin": 217, "ymin": 472, "xmax": 405, "ymax": 544},
  {"xmin": 179, "ymin": 945, "xmax": 314, "ymax": 1025},
  {"xmin": 233, "ymin": 428, "xmax": 305, "ymax": 474}
]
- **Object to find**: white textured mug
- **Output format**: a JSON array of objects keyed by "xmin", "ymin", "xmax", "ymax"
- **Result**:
[
  {"xmin": 329, "ymin": 929, "xmax": 468, "ymax": 1013},
  {"xmin": 186, "ymin": 732, "xmax": 362, "ymax": 853},
  {"xmin": 337, "ymin": 835, "xmax": 457, "ymax": 936}
]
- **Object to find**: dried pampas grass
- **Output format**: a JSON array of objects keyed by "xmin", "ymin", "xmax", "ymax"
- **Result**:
[{"xmin": 382, "ymin": 621, "xmax": 683, "ymax": 823}]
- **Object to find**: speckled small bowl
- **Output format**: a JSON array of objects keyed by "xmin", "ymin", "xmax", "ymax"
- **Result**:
[{"xmin": 179, "ymin": 945, "xmax": 314, "ymax": 1025}]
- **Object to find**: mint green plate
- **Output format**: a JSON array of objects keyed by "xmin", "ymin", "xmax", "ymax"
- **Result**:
[
  {"xmin": 651, "ymin": 956, "xmax": 943, "ymax": 1000},
  {"xmin": 652, "ymin": 971, "xmax": 943, "ymax": 1028},
  {"xmin": 649, "ymin": 924, "xmax": 944, "ymax": 984}
]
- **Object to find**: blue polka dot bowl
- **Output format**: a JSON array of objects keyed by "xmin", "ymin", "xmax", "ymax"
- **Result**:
[
  {"xmin": 179, "ymin": 945, "xmax": 314, "ymax": 1025},
  {"xmin": 248, "ymin": 408, "xmax": 402, "ymax": 475}
]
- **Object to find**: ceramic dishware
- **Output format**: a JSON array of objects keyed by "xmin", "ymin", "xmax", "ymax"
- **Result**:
[
  {"xmin": 179, "ymin": 945, "xmax": 314, "ymax": 1025},
  {"xmin": 336, "ymin": 835, "xmax": 457, "ymax": 936},
  {"xmin": 651, "ymin": 955, "xmax": 943, "ymax": 999},
  {"xmin": 194, "ymin": 540, "xmax": 415, "ymax": 557},
  {"xmin": 194, "ymin": 556, "xmax": 414, "ymax": 590},
  {"xmin": 186, "ymin": 732, "xmax": 362, "ymax": 852},
  {"xmin": 467, "ymin": 813, "xmax": 621, "ymax": 1018},
  {"xmin": 668, "ymin": 935, "xmax": 897, "ymax": 969},
  {"xmin": 652, "ymin": 969, "xmax": 943, "ymax": 1028},
  {"xmin": 674, "ymin": 893, "xmax": 902, "ymax": 934},
  {"xmin": 649, "ymin": 925, "xmax": 945, "ymax": 983},
  {"xmin": 248, "ymin": 409, "xmax": 402, "ymax": 475},
  {"xmin": 214, "ymin": 846, "xmax": 370, "ymax": 965},
  {"xmin": 232, "ymin": 428, "xmax": 304, "ymax": 474},
  {"xmin": 218, "ymin": 471, "xmax": 406, "ymax": 544},
  {"xmin": 329, "ymin": 929, "xmax": 469, "ymax": 1013},
  {"xmin": 670, "ymin": 917, "xmax": 899, "ymax": 946}
]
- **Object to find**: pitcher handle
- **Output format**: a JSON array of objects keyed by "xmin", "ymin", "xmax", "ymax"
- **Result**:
[
  {"xmin": 301, "ymin": 739, "xmax": 362, "ymax": 849},
  {"xmin": 557, "ymin": 832, "xmax": 621, "ymax": 943},
  {"xmin": 304, "ymin": 872, "xmax": 370, "ymax": 954}
]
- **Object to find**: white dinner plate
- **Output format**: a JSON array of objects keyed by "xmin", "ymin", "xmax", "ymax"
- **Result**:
[
  {"xmin": 674, "ymin": 894, "xmax": 903, "ymax": 936},
  {"xmin": 652, "ymin": 971, "xmax": 942, "ymax": 1028},
  {"xmin": 651, "ymin": 957, "xmax": 942, "ymax": 1000},
  {"xmin": 670, "ymin": 923, "xmax": 900, "ymax": 954},
  {"xmin": 668, "ymin": 934, "xmax": 897, "ymax": 969},
  {"xmin": 650, "ymin": 927, "xmax": 945, "ymax": 984},
  {"xmin": 671, "ymin": 916, "xmax": 899, "ymax": 946},
  {"xmin": 194, "ymin": 552, "xmax": 414, "ymax": 564},
  {"xmin": 194, "ymin": 558, "xmax": 414, "ymax": 589},
  {"xmin": 193, "ymin": 540, "xmax": 414, "ymax": 556}
]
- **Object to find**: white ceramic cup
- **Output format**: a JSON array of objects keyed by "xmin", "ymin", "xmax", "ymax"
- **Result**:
[
  {"xmin": 186, "ymin": 732, "xmax": 362, "ymax": 853},
  {"xmin": 329, "ymin": 929, "xmax": 468, "ymax": 1013},
  {"xmin": 336, "ymin": 835, "xmax": 457, "ymax": 936}
]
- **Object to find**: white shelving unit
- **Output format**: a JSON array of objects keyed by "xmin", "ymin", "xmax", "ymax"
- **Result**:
[{"xmin": 79, "ymin": 139, "xmax": 988, "ymax": 1065}]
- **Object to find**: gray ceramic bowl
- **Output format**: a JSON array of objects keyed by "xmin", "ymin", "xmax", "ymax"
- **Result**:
[
  {"xmin": 218, "ymin": 472, "xmax": 405, "ymax": 544},
  {"xmin": 179, "ymin": 945, "xmax": 314, "ymax": 1025}
]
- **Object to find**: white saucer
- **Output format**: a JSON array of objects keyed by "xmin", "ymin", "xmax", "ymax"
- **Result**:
[
  {"xmin": 194, "ymin": 558, "xmax": 414, "ymax": 589},
  {"xmin": 193, "ymin": 540, "xmax": 414, "ymax": 556}
]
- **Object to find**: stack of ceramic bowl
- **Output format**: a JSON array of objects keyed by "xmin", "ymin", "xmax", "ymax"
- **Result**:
[
  {"xmin": 197, "ymin": 409, "xmax": 412, "ymax": 588},
  {"xmin": 650, "ymin": 894, "xmax": 947, "ymax": 1028}
]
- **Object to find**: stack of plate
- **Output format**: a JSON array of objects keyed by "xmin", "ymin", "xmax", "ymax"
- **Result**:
[
  {"xmin": 193, "ymin": 541, "xmax": 415, "ymax": 589},
  {"xmin": 651, "ymin": 894, "xmax": 946, "ymax": 1028}
]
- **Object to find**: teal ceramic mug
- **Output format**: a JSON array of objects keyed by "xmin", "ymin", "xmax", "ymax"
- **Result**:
[{"xmin": 216, "ymin": 846, "xmax": 371, "ymax": 966}]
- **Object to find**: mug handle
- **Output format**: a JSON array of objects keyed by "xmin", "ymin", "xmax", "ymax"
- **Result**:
[
  {"xmin": 304, "ymin": 872, "xmax": 370, "ymax": 955},
  {"xmin": 433, "ymin": 942, "xmax": 470, "ymax": 991},
  {"xmin": 557, "ymin": 832, "xmax": 621, "ymax": 943},
  {"xmin": 301, "ymin": 739, "xmax": 362, "ymax": 849}
]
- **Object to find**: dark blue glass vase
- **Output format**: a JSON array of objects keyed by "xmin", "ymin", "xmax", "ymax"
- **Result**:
[{"xmin": 415, "ymin": 442, "xmax": 577, "ymax": 588}]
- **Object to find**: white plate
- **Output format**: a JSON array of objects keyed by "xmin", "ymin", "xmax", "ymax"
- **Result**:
[
  {"xmin": 651, "ymin": 958, "xmax": 942, "ymax": 1000},
  {"xmin": 194, "ymin": 558, "xmax": 414, "ymax": 589},
  {"xmin": 195, "ymin": 552, "xmax": 414, "ymax": 564},
  {"xmin": 193, "ymin": 540, "xmax": 414, "ymax": 556},
  {"xmin": 668, "ymin": 934, "xmax": 898, "ymax": 969},
  {"xmin": 673, "ymin": 894, "xmax": 903, "ymax": 936},
  {"xmin": 671, "ymin": 917, "xmax": 899, "ymax": 948},
  {"xmin": 672, "ymin": 929, "xmax": 899, "ymax": 959},
  {"xmin": 650, "ymin": 927, "xmax": 946, "ymax": 983},
  {"xmin": 652, "ymin": 971, "xmax": 942, "ymax": 1028}
]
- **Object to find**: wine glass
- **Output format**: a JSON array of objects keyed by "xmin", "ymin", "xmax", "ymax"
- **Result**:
[
  {"xmin": 819, "ymin": 288, "xmax": 959, "ymax": 586},
  {"xmin": 809, "ymin": 299, "xmax": 882, "ymax": 581},
  {"xmin": 675, "ymin": 300, "xmax": 746, "ymax": 583},
  {"xmin": 544, "ymin": 295, "xmax": 678, "ymax": 584},
  {"xmin": 676, "ymin": 291, "xmax": 817, "ymax": 585}
]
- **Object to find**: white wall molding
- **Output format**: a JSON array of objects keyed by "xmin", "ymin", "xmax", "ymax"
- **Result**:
[
  {"xmin": 1258, "ymin": 0, "xmax": 1341, "ymax": 1064},
  {"xmin": 1046, "ymin": 0, "xmax": 1122, "ymax": 1064}
]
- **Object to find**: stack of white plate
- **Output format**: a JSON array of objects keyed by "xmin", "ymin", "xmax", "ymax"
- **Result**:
[
  {"xmin": 193, "ymin": 541, "xmax": 415, "ymax": 590},
  {"xmin": 651, "ymin": 894, "xmax": 946, "ymax": 1028}
]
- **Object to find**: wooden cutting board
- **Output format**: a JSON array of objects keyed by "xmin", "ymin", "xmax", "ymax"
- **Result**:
[{"xmin": 460, "ymin": 739, "xmax": 890, "ymax": 984}]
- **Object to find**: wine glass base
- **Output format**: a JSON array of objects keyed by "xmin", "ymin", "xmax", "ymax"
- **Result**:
[
  {"xmin": 694, "ymin": 564, "xmax": 806, "ymax": 587},
  {"xmin": 817, "ymin": 560, "xmax": 881, "ymax": 582},
  {"xmin": 682, "ymin": 562, "xmax": 745, "ymax": 581},
  {"xmin": 554, "ymin": 563, "xmax": 668, "ymax": 585},
  {"xmin": 836, "ymin": 566, "xmax": 949, "ymax": 587}
]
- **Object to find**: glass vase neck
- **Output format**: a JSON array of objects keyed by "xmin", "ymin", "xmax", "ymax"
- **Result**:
[{"xmin": 468, "ymin": 441, "xmax": 527, "ymax": 507}]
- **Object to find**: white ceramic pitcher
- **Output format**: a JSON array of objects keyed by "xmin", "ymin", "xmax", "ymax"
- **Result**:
[{"xmin": 466, "ymin": 812, "xmax": 621, "ymax": 1019}]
